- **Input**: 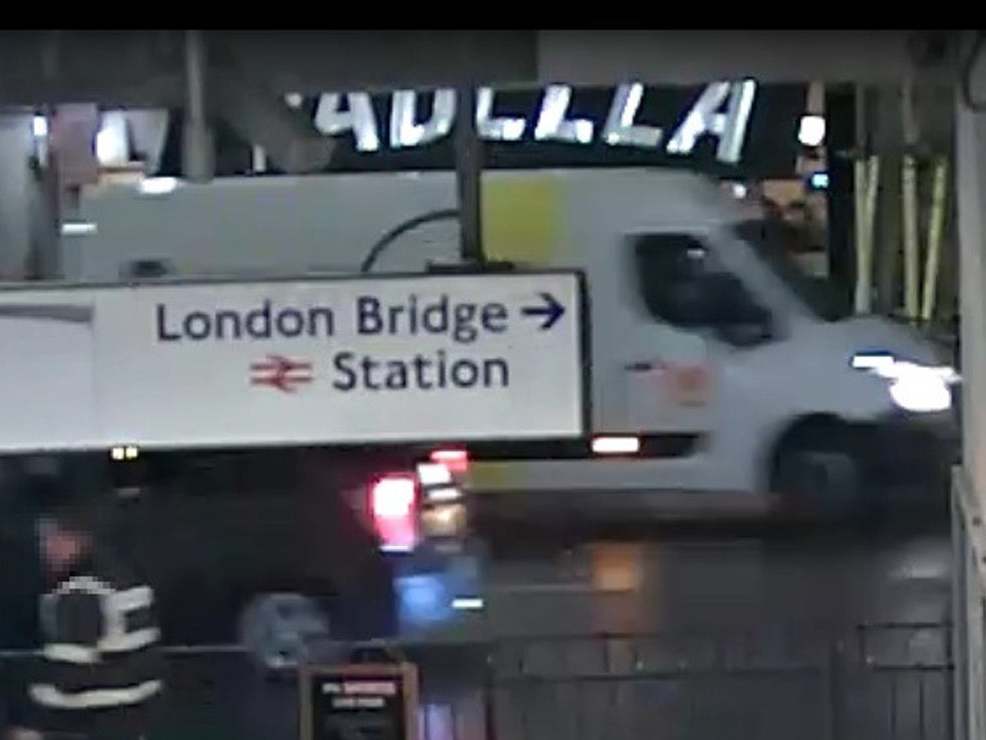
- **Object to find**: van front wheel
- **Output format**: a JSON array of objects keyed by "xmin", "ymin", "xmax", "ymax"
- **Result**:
[{"xmin": 771, "ymin": 431, "xmax": 867, "ymax": 519}]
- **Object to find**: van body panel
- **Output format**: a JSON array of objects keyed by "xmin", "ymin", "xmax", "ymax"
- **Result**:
[{"xmin": 63, "ymin": 168, "xmax": 955, "ymax": 499}]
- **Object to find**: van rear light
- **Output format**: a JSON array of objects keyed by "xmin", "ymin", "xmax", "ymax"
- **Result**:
[
  {"xmin": 416, "ymin": 462, "xmax": 452, "ymax": 487},
  {"xmin": 371, "ymin": 476, "xmax": 416, "ymax": 517},
  {"xmin": 430, "ymin": 448, "xmax": 469, "ymax": 474},
  {"xmin": 369, "ymin": 475, "xmax": 418, "ymax": 552},
  {"xmin": 591, "ymin": 436, "xmax": 641, "ymax": 455}
]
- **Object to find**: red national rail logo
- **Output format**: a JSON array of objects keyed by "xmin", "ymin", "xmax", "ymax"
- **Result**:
[{"xmin": 249, "ymin": 354, "xmax": 313, "ymax": 393}]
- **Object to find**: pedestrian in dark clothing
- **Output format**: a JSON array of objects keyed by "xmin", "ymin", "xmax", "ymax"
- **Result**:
[{"xmin": 10, "ymin": 471, "xmax": 164, "ymax": 740}]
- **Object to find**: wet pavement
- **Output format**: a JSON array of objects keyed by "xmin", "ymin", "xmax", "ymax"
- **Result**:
[
  {"xmin": 398, "ymin": 507, "xmax": 951, "ymax": 641},
  {"xmin": 164, "ymin": 504, "xmax": 952, "ymax": 740}
]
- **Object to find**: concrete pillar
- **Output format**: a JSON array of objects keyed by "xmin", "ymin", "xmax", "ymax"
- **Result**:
[
  {"xmin": 873, "ymin": 85, "xmax": 903, "ymax": 314},
  {"xmin": 953, "ymin": 35, "xmax": 986, "ymax": 737},
  {"xmin": 182, "ymin": 30, "xmax": 214, "ymax": 183},
  {"xmin": 956, "ymin": 89, "xmax": 986, "ymax": 498},
  {"xmin": 825, "ymin": 86, "xmax": 856, "ymax": 303},
  {"xmin": 929, "ymin": 85, "xmax": 960, "ymax": 331},
  {"xmin": 0, "ymin": 113, "xmax": 51, "ymax": 280}
]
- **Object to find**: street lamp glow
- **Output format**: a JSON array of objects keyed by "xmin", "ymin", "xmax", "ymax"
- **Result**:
[{"xmin": 798, "ymin": 115, "xmax": 826, "ymax": 147}]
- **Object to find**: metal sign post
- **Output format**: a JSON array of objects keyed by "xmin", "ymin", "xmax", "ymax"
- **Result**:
[{"xmin": 455, "ymin": 86, "xmax": 484, "ymax": 264}]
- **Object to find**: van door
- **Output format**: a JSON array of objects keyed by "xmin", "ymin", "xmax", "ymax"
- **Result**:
[
  {"xmin": 618, "ymin": 232, "xmax": 776, "ymax": 441},
  {"xmin": 617, "ymin": 233, "xmax": 718, "ymax": 437}
]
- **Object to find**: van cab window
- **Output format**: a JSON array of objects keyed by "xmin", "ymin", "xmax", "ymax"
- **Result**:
[{"xmin": 633, "ymin": 233, "xmax": 775, "ymax": 347}]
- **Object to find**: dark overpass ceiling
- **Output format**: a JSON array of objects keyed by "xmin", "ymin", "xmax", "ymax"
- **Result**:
[{"xmin": 0, "ymin": 30, "xmax": 961, "ymax": 109}]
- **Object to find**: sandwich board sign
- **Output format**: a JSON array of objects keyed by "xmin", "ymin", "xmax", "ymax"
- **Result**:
[{"xmin": 300, "ymin": 662, "xmax": 419, "ymax": 740}]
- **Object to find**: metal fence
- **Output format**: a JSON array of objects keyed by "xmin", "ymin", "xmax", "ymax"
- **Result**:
[
  {"xmin": 464, "ymin": 623, "xmax": 953, "ymax": 740},
  {"xmin": 1, "ymin": 622, "xmax": 954, "ymax": 740}
]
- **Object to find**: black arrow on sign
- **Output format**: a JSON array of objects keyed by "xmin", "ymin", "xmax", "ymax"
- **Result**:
[{"xmin": 521, "ymin": 292, "xmax": 565, "ymax": 330}]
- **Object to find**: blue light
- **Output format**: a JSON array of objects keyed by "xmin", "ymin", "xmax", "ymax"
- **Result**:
[
  {"xmin": 809, "ymin": 172, "xmax": 829, "ymax": 190},
  {"xmin": 395, "ymin": 574, "xmax": 453, "ymax": 628}
]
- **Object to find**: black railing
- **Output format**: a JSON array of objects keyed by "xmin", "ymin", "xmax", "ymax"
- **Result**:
[
  {"xmin": 0, "ymin": 621, "xmax": 954, "ymax": 740},
  {"xmin": 429, "ymin": 622, "xmax": 954, "ymax": 740}
]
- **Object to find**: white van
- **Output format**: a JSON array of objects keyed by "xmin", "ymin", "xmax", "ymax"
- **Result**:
[{"xmin": 63, "ymin": 168, "xmax": 958, "ymax": 515}]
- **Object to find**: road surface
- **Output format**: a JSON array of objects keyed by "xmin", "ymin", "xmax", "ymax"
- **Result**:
[{"xmin": 139, "ymin": 503, "xmax": 952, "ymax": 740}]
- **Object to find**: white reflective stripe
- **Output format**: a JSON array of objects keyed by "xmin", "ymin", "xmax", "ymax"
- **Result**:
[
  {"xmin": 99, "ymin": 627, "xmax": 160, "ymax": 654},
  {"xmin": 43, "ymin": 643, "xmax": 100, "ymax": 665},
  {"xmin": 30, "ymin": 679, "xmax": 162, "ymax": 709},
  {"xmin": 108, "ymin": 586, "xmax": 153, "ymax": 612},
  {"xmin": 56, "ymin": 576, "xmax": 113, "ymax": 598}
]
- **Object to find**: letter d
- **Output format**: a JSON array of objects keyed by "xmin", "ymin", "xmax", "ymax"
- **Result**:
[
  {"xmin": 247, "ymin": 300, "xmax": 272, "ymax": 339},
  {"xmin": 422, "ymin": 295, "xmax": 449, "ymax": 333}
]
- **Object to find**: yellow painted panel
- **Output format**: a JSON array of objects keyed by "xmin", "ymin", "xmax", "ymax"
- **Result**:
[
  {"xmin": 464, "ymin": 461, "xmax": 521, "ymax": 492},
  {"xmin": 481, "ymin": 175, "xmax": 565, "ymax": 265}
]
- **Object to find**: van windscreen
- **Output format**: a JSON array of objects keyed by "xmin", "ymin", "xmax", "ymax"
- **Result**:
[{"xmin": 733, "ymin": 219, "xmax": 852, "ymax": 322}]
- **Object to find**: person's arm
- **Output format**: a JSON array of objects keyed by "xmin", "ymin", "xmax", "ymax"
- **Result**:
[{"xmin": 34, "ymin": 589, "xmax": 106, "ymax": 701}]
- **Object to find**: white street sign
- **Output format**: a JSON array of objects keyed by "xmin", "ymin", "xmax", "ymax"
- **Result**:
[{"xmin": 0, "ymin": 272, "xmax": 585, "ymax": 451}]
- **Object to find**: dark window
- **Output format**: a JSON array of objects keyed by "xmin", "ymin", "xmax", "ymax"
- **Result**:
[
  {"xmin": 632, "ymin": 233, "xmax": 775, "ymax": 347},
  {"xmin": 633, "ymin": 234, "xmax": 716, "ymax": 327}
]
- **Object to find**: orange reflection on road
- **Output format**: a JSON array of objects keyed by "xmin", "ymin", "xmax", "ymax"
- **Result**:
[{"xmin": 588, "ymin": 542, "xmax": 645, "ymax": 593}]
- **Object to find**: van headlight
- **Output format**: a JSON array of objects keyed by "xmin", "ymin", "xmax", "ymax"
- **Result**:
[{"xmin": 851, "ymin": 352, "xmax": 959, "ymax": 413}]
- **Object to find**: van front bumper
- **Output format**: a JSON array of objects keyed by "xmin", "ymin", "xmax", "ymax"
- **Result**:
[{"xmin": 864, "ymin": 409, "xmax": 959, "ymax": 489}]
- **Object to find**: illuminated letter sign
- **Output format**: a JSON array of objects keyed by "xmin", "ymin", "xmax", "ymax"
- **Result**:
[
  {"xmin": 475, "ymin": 87, "xmax": 526, "ymax": 142},
  {"xmin": 665, "ymin": 80, "xmax": 757, "ymax": 164},
  {"xmin": 304, "ymin": 80, "xmax": 757, "ymax": 163},
  {"xmin": 390, "ymin": 89, "xmax": 456, "ymax": 149},
  {"xmin": 601, "ymin": 82, "xmax": 664, "ymax": 148},
  {"xmin": 314, "ymin": 93, "xmax": 380, "ymax": 152}
]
